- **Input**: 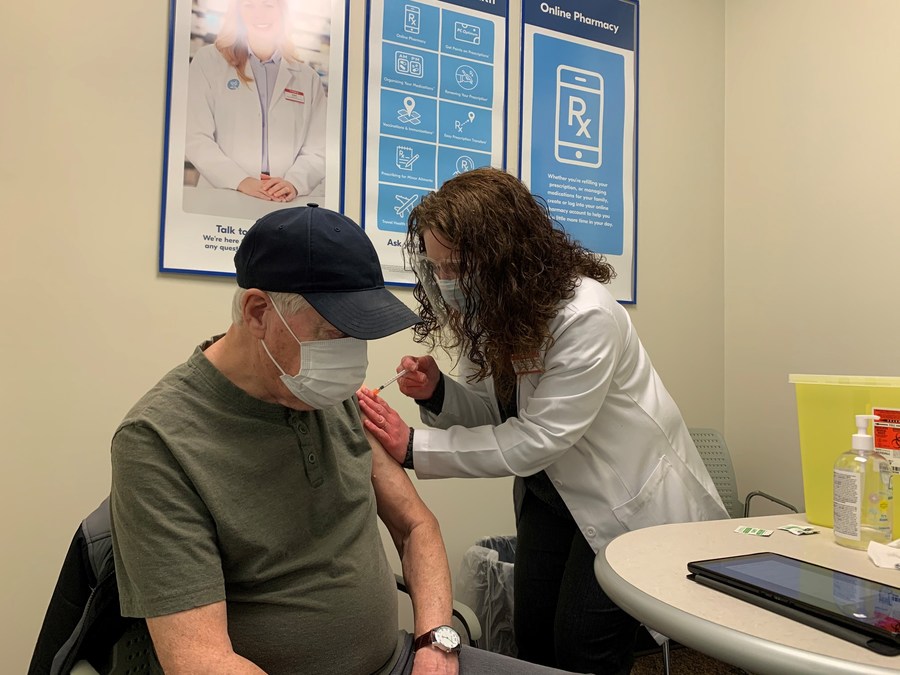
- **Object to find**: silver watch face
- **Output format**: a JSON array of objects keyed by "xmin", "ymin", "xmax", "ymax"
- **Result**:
[{"xmin": 433, "ymin": 625, "xmax": 461, "ymax": 651}]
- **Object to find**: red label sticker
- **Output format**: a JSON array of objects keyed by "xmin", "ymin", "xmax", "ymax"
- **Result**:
[
  {"xmin": 284, "ymin": 88, "xmax": 305, "ymax": 104},
  {"xmin": 873, "ymin": 408, "xmax": 900, "ymax": 452}
]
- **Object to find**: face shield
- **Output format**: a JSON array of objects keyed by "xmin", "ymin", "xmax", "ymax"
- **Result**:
[{"xmin": 409, "ymin": 249, "xmax": 451, "ymax": 326}]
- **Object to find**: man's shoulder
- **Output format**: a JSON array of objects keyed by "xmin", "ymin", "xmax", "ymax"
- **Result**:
[{"xmin": 117, "ymin": 352, "xmax": 204, "ymax": 430}]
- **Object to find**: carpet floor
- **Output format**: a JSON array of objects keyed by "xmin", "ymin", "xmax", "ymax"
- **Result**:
[{"xmin": 631, "ymin": 644, "xmax": 749, "ymax": 675}]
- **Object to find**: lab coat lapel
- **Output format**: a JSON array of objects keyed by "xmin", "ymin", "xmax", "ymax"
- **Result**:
[
  {"xmin": 270, "ymin": 60, "xmax": 294, "ymax": 113},
  {"xmin": 268, "ymin": 61, "xmax": 302, "ymax": 176}
]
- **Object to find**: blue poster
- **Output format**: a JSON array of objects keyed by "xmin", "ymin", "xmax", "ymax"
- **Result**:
[
  {"xmin": 520, "ymin": 0, "xmax": 638, "ymax": 303},
  {"xmin": 530, "ymin": 35, "xmax": 625, "ymax": 255},
  {"xmin": 363, "ymin": 0, "xmax": 508, "ymax": 286}
]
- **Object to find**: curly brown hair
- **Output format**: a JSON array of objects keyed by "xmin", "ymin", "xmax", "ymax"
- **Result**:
[{"xmin": 405, "ymin": 167, "xmax": 615, "ymax": 397}]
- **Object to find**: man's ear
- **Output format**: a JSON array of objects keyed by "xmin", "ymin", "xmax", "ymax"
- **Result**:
[{"xmin": 242, "ymin": 289, "xmax": 270, "ymax": 338}]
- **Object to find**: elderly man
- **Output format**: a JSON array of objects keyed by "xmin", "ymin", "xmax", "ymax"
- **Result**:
[{"xmin": 110, "ymin": 205, "xmax": 571, "ymax": 675}]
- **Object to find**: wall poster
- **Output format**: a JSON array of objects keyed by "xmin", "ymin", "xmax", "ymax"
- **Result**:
[
  {"xmin": 520, "ymin": 0, "xmax": 638, "ymax": 302},
  {"xmin": 362, "ymin": 0, "xmax": 509, "ymax": 286},
  {"xmin": 159, "ymin": 0, "xmax": 347, "ymax": 276}
]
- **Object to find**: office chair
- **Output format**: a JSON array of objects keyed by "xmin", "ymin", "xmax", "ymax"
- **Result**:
[
  {"xmin": 396, "ymin": 574, "xmax": 482, "ymax": 647},
  {"xmin": 689, "ymin": 428, "xmax": 799, "ymax": 518},
  {"xmin": 69, "ymin": 621, "xmax": 159, "ymax": 675},
  {"xmin": 640, "ymin": 429, "xmax": 801, "ymax": 675}
]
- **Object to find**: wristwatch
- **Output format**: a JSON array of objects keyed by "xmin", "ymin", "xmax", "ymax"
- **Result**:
[{"xmin": 413, "ymin": 625, "xmax": 462, "ymax": 654}]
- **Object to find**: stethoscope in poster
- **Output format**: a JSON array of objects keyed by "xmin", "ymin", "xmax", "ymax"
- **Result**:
[
  {"xmin": 362, "ymin": 0, "xmax": 509, "ymax": 286},
  {"xmin": 520, "ymin": 0, "xmax": 638, "ymax": 303},
  {"xmin": 158, "ymin": 0, "xmax": 347, "ymax": 277}
]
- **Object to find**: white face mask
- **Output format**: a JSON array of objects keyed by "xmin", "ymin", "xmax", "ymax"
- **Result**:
[
  {"xmin": 261, "ymin": 300, "xmax": 368, "ymax": 409},
  {"xmin": 435, "ymin": 277, "xmax": 470, "ymax": 313}
]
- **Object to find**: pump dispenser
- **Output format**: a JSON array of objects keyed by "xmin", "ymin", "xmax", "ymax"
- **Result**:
[{"xmin": 833, "ymin": 414, "xmax": 893, "ymax": 549}]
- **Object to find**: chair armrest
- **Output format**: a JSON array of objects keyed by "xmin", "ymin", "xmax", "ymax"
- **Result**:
[
  {"xmin": 743, "ymin": 491, "xmax": 800, "ymax": 518},
  {"xmin": 394, "ymin": 573, "xmax": 482, "ymax": 646},
  {"xmin": 451, "ymin": 599, "xmax": 482, "ymax": 646}
]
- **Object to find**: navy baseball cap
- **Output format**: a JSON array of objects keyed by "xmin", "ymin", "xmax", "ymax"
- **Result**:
[{"xmin": 234, "ymin": 204, "xmax": 419, "ymax": 339}]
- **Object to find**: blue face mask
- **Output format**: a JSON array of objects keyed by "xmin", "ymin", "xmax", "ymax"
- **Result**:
[{"xmin": 435, "ymin": 277, "xmax": 470, "ymax": 313}]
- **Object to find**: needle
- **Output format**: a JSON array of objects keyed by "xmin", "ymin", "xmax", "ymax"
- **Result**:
[{"xmin": 372, "ymin": 369, "xmax": 409, "ymax": 396}]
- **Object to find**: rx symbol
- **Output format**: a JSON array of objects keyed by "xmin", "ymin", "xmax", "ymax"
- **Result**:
[{"xmin": 568, "ymin": 97, "xmax": 592, "ymax": 138}]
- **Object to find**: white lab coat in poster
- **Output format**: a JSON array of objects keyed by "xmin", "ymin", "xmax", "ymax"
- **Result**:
[{"xmin": 185, "ymin": 45, "xmax": 327, "ymax": 197}]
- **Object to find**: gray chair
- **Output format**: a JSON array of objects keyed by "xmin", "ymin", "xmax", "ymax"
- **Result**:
[
  {"xmin": 644, "ymin": 429, "xmax": 800, "ymax": 675},
  {"xmin": 70, "ymin": 621, "xmax": 160, "ymax": 675},
  {"xmin": 396, "ymin": 573, "xmax": 483, "ymax": 647},
  {"xmin": 689, "ymin": 428, "xmax": 799, "ymax": 518}
]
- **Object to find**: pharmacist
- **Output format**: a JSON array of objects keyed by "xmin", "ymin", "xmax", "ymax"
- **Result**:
[{"xmin": 358, "ymin": 167, "xmax": 729, "ymax": 675}]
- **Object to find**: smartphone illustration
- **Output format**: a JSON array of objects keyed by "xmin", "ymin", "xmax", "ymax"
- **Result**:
[
  {"xmin": 555, "ymin": 65, "xmax": 604, "ymax": 168},
  {"xmin": 404, "ymin": 5, "xmax": 420, "ymax": 35}
]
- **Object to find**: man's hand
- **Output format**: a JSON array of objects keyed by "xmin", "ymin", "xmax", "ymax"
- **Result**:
[
  {"xmin": 412, "ymin": 647, "xmax": 459, "ymax": 675},
  {"xmin": 397, "ymin": 355, "xmax": 442, "ymax": 401},
  {"xmin": 358, "ymin": 387, "xmax": 409, "ymax": 464}
]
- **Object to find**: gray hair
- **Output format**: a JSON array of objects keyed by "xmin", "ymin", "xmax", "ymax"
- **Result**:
[{"xmin": 231, "ymin": 287, "xmax": 311, "ymax": 325}]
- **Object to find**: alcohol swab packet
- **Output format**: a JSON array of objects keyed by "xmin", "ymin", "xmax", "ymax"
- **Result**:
[
  {"xmin": 778, "ymin": 524, "xmax": 819, "ymax": 536},
  {"xmin": 735, "ymin": 526, "xmax": 773, "ymax": 537}
]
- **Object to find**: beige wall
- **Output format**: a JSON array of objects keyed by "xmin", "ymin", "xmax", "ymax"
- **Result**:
[
  {"xmin": 3, "ymin": 0, "xmax": 729, "ymax": 670},
  {"xmin": 724, "ymin": 0, "xmax": 900, "ymax": 514}
]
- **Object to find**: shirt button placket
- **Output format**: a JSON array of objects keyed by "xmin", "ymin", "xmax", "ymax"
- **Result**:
[{"xmin": 292, "ymin": 416, "xmax": 324, "ymax": 487}]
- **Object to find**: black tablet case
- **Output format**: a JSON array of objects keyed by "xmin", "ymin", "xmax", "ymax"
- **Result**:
[{"xmin": 687, "ymin": 567, "xmax": 900, "ymax": 656}]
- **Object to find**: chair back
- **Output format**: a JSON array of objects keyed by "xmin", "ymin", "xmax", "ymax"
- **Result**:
[
  {"xmin": 101, "ymin": 621, "xmax": 161, "ymax": 675},
  {"xmin": 689, "ymin": 428, "xmax": 743, "ymax": 518}
]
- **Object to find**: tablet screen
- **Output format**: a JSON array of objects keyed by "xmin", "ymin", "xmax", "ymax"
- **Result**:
[{"xmin": 688, "ymin": 552, "xmax": 900, "ymax": 642}]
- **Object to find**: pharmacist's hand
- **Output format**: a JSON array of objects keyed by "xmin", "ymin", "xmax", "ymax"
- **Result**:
[
  {"xmin": 261, "ymin": 176, "xmax": 298, "ymax": 202},
  {"xmin": 357, "ymin": 387, "xmax": 409, "ymax": 464},
  {"xmin": 397, "ymin": 355, "xmax": 441, "ymax": 401},
  {"xmin": 237, "ymin": 177, "xmax": 274, "ymax": 201}
]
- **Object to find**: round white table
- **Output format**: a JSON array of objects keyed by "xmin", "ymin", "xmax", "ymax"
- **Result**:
[{"xmin": 595, "ymin": 513, "xmax": 900, "ymax": 674}]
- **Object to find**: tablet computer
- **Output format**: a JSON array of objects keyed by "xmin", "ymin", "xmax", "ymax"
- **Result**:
[{"xmin": 687, "ymin": 551, "xmax": 900, "ymax": 655}]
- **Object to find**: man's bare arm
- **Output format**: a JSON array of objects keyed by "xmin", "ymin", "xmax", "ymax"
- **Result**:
[
  {"xmin": 146, "ymin": 601, "xmax": 267, "ymax": 674},
  {"xmin": 368, "ymin": 431, "xmax": 458, "ymax": 674}
]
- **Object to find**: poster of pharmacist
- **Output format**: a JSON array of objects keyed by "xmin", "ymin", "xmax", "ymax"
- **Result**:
[{"xmin": 159, "ymin": 0, "xmax": 346, "ymax": 276}]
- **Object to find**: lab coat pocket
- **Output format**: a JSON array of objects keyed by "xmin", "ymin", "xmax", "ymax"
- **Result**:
[{"xmin": 611, "ymin": 456, "xmax": 675, "ymax": 531}]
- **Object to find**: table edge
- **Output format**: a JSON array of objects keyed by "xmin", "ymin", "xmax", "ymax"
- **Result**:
[{"xmin": 595, "ymin": 542, "xmax": 899, "ymax": 675}]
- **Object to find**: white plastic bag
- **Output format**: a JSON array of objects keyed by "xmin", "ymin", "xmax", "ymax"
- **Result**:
[{"xmin": 455, "ymin": 536, "xmax": 517, "ymax": 656}]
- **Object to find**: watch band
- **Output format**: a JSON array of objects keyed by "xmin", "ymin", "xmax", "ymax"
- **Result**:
[
  {"xmin": 413, "ymin": 625, "xmax": 461, "ymax": 653},
  {"xmin": 412, "ymin": 630, "xmax": 434, "ymax": 652}
]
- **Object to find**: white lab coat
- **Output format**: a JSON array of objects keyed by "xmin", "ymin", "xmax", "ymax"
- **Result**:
[
  {"xmin": 414, "ymin": 277, "xmax": 729, "ymax": 553},
  {"xmin": 185, "ymin": 45, "xmax": 327, "ymax": 196}
]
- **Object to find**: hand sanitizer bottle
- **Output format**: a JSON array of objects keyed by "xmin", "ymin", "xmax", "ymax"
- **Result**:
[{"xmin": 833, "ymin": 414, "xmax": 893, "ymax": 549}]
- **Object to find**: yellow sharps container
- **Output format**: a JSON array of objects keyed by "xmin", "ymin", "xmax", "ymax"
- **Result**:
[{"xmin": 790, "ymin": 374, "xmax": 900, "ymax": 529}]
